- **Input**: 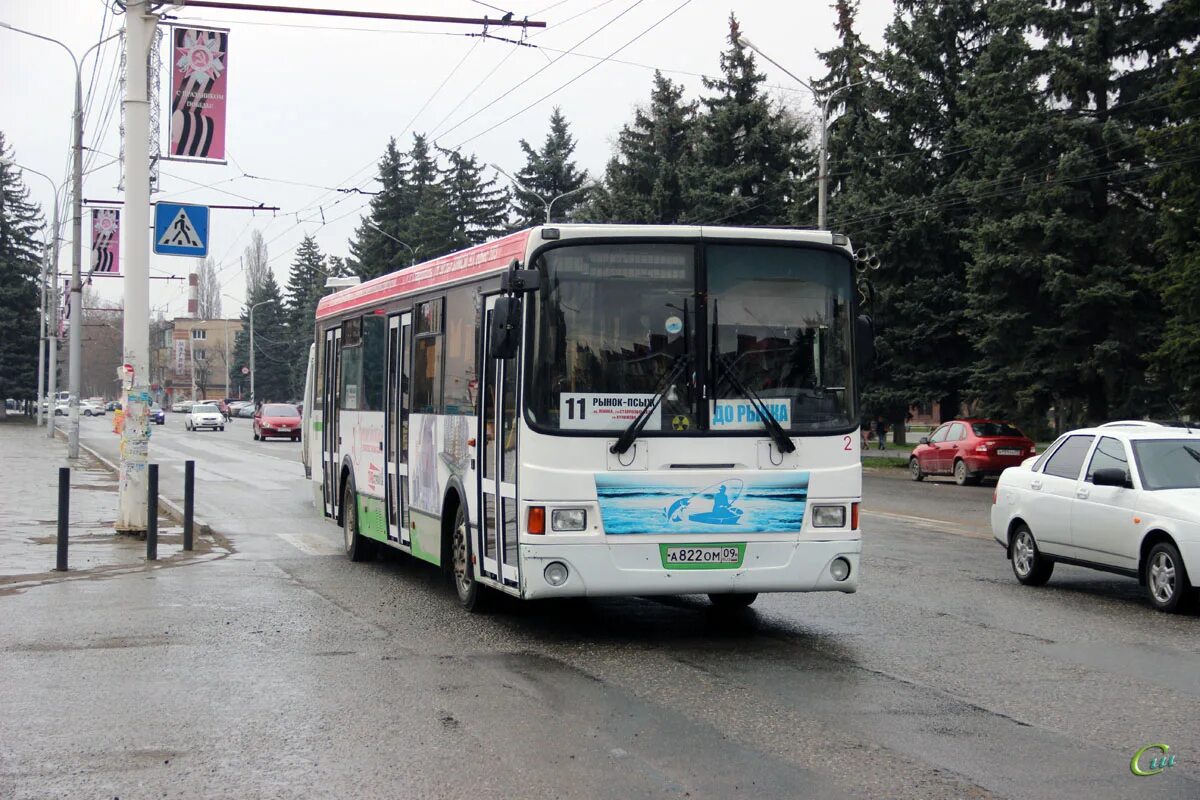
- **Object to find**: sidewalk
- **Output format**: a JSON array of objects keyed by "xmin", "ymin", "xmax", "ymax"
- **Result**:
[{"xmin": 0, "ymin": 418, "xmax": 215, "ymax": 591}]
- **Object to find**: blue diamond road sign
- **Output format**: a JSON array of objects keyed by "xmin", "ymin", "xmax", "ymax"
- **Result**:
[{"xmin": 154, "ymin": 203, "xmax": 209, "ymax": 257}]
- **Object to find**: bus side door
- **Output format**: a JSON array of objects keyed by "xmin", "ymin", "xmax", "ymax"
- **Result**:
[
  {"xmin": 322, "ymin": 326, "xmax": 342, "ymax": 519},
  {"xmin": 386, "ymin": 312, "xmax": 412, "ymax": 546},
  {"xmin": 477, "ymin": 295, "xmax": 520, "ymax": 588}
]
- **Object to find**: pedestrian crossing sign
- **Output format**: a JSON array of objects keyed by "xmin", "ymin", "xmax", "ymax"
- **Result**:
[{"xmin": 154, "ymin": 203, "xmax": 209, "ymax": 256}]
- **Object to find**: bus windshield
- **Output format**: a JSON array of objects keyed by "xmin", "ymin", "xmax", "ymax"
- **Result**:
[{"xmin": 527, "ymin": 242, "xmax": 855, "ymax": 435}]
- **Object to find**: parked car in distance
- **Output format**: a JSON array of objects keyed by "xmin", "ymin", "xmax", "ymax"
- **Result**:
[
  {"xmin": 150, "ymin": 405, "xmax": 166, "ymax": 425},
  {"xmin": 236, "ymin": 404, "xmax": 256, "ymax": 419},
  {"xmin": 254, "ymin": 403, "xmax": 302, "ymax": 441},
  {"xmin": 80, "ymin": 400, "xmax": 106, "ymax": 417},
  {"xmin": 53, "ymin": 402, "xmax": 69, "ymax": 416},
  {"xmin": 105, "ymin": 400, "xmax": 122, "ymax": 411},
  {"xmin": 992, "ymin": 425, "xmax": 1200, "ymax": 612},
  {"xmin": 909, "ymin": 419, "xmax": 1036, "ymax": 486},
  {"xmin": 171, "ymin": 400, "xmax": 192, "ymax": 413},
  {"xmin": 185, "ymin": 403, "xmax": 225, "ymax": 432},
  {"xmin": 227, "ymin": 400, "xmax": 251, "ymax": 416}
]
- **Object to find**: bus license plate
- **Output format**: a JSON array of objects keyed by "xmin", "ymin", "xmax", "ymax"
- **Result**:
[{"xmin": 663, "ymin": 545, "xmax": 743, "ymax": 567}]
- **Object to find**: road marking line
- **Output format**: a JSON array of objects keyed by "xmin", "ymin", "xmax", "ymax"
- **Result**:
[
  {"xmin": 862, "ymin": 509, "xmax": 992, "ymax": 540},
  {"xmin": 277, "ymin": 533, "xmax": 342, "ymax": 556}
]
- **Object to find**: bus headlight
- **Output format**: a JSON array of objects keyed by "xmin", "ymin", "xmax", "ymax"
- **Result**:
[
  {"xmin": 551, "ymin": 508, "xmax": 587, "ymax": 531},
  {"xmin": 812, "ymin": 505, "xmax": 846, "ymax": 528},
  {"xmin": 830, "ymin": 558, "xmax": 851, "ymax": 581},
  {"xmin": 544, "ymin": 561, "xmax": 569, "ymax": 586}
]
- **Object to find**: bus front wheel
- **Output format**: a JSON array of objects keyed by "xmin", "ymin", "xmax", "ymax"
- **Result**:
[{"xmin": 709, "ymin": 593, "xmax": 757, "ymax": 610}]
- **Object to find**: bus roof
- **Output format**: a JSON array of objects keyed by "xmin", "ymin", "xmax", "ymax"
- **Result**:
[{"xmin": 315, "ymin": 224, "xmax": 842, "ymax": 321}]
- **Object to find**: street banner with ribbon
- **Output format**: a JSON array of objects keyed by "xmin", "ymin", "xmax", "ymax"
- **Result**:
[
  {"xmin": 168, "ymin": 25, "xmax": 229, "ymax": 162},
  {"xmin": 90, "ymin": 208, "xmax": 120, "ymax": 274}
]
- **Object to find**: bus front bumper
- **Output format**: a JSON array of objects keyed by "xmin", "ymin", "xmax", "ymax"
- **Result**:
[{"xmin": 520, "ymin": 538, "xmax": 860, "ymax": 599}]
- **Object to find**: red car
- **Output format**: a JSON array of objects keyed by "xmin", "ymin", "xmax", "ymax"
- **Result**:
[
  {"xmin": 253, "ymin": 403, "xmax": 302, "ymax": 442},
  {"xmin": 909, "ymin": 418, "xmax": 1036, "ymax": 485}
]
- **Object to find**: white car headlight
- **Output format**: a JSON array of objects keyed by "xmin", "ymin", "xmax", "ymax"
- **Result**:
[
  {"xmin": 811, "ymin": 505, "xmax": 847, "ymax": 528},
  {"xmin": 551, "ymin": 508, "xmax": 587, "ymax": 531}
]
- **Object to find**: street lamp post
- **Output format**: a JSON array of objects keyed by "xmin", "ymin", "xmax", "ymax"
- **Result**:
[
  {"xmin": 0, "ymin": 158, "xmax": 63, "ymax": 432},
  {"xmin": 364, "ymin": 221, "xmax": 419, "ymax": 266},
  {"xmin": 248, "ymin": 299, "xmax": 270, "ymax": 404},
  {"xmin": 0, "ymin": 23, "xmax": 121, "ymax": 459},
  {"xmin": 737, "ymin": 35, "xmax": 865, "ymax": 230},
  {"xmin": 489, "ymin": 164, "xmax": 596, "ymax": 224}
]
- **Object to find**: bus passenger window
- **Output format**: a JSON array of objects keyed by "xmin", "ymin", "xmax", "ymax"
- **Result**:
[{"xmin": 413, "ymin": 298, "xmax": 444, "ymax": 414}]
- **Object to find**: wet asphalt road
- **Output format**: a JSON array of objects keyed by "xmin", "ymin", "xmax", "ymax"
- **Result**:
[{"xmin": 0, "ymin": 416, "xmax": 1196, "ymax": 799}]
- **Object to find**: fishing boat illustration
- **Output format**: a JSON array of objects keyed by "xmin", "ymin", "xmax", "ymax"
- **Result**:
[{"xmin": 663, "ymin": 479, "xmax": 745, "ymax": 526}]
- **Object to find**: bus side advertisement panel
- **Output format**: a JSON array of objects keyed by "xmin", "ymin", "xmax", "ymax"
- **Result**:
[{"xmin": 408, "ymin": 413, "xmax": 475, "ymax": 563}]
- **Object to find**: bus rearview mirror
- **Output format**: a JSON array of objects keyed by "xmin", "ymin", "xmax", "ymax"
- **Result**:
[
  {"xmin": 489, "ymin": 297, "xmax": 522, "ymax": 359},
  {"xmin": 855, "ymin": 315, "xmax": 875, "ymax": 368}
]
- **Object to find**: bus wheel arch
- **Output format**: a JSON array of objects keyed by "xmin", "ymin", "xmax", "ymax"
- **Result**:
[
  {"xmin": 440, "ymin": 481, "xmax": 468, "ymax": 577},
  {"xmin": 336, "ymin": 458, "xmax": 355, "ymax": 527}
]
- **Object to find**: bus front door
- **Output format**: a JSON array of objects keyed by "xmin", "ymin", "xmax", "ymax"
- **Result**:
[
  {"xmin": 478, "ymin": 295, "xmax": 520, "ymax": 589},
  {"xmin": 322, "ymin": 326, "xmax": 342, "ymax": 520},
  {"xmin": 385, "ymin": 312, "xmax": 412, "ymax": 546}
]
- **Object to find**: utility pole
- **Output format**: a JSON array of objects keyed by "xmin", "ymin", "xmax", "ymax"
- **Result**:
[{"xmin": 117, "ymin": 1, "xmax": 159, "ymax": 533}]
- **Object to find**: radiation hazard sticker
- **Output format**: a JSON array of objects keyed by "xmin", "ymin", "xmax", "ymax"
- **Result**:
[{"xmin": 672, "ymin": 415, "xmax": 691, "ymax": 431}]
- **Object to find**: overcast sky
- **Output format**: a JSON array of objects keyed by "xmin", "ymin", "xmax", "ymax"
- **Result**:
[{"xmin": 1, "ymin": 0, "xmax": 894, "ymax": 319}]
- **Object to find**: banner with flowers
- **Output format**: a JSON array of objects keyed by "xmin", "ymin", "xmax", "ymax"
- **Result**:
[
  {"xmin": 168, "ymin": 26, "xmax": 229, "ymax": 162},
  {"xmin": 90, "ymin": 208, "xmax": 120, "ymax": 274}
]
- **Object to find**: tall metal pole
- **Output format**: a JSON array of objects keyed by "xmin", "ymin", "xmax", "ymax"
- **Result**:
[
  {"xmin": 117, "ymin": 2, "xmax": 158, "ymax": 532},
  {"xmin": 249, "ymin": 305, "xmax": 256, "ymax": 404},
  {"xmin": 67, "ymin": 68, "xmax": 84, "ymax": 458}
]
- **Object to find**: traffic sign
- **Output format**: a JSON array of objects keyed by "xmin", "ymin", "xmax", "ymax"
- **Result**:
[
  {"xmin": 241, "ymin": 366, "xmax": 249, "ymax": 375},
  {"xmin": 154, "ymin": 203, "xmax": 209, "ymax": 257}
]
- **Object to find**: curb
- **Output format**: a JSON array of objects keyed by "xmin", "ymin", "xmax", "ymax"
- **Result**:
[{"xmin": 55, "ymin": 430, "xmax": 213, "ymax": 536}]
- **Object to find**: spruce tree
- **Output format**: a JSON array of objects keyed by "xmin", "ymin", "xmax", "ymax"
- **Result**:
[
  {"xmin": 514, "ymin": 107, "xmax": 590, "ymax": 225},
  {"xmin": 439, "ymin": 146, "xmax": 510, "ymax": 247},
  {"xmin": 229, "ymin": 271, "xmax": 290, "ymax": 402},
  {"xmin": 404, "ymin": 133, "xmax": 457, "ymax": 260},
  {"xmin": 1147, "ymin": 0, "xmax": 1200, "ymax": 416},
  {"xmin": 284, "ymin": 235, "xmax": 326, "ymax": 395},
  {"xmin": 0, "ymin": 132, "xmax": 43, "ymax": 412},
  {"xmin": 349, "ymin": 138, "xmax": 414, "ymax": 281},
  {"xmin": 587, "ymin": 71, "xmax": 696, "ymax": 224},
  {"xmin": 685, "ymin": 14, "xmax": 812, "ymax": 227}
]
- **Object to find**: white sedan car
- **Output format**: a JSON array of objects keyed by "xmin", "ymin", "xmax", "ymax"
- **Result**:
[
  {"xmin": 992, "ymin": 426, "xmax": 1200, "ymax": 612},
  {"xmin": 185, "ymin": 403, "xmax": 226, "ymax": 432}
]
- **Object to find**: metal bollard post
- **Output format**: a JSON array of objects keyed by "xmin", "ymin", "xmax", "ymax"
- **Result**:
[
  {"xmin": 183, "ymin": 459, "xmax": 194, "ymax": 551},
  {"xmin": 56, "ymin": 467, "xmax": 69, "ymax": 571},
  {"xmin": 147, "ymin": 463, "xmax": 158, "ymax": 561}
]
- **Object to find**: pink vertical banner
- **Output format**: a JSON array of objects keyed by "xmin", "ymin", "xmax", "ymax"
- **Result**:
[
  {"xmin": 169, "ymin": 25, "xmax": 228, "ymax": 162},
  {"xmin": 90, "ymin": 208, "xmax": 120, "ymax": 273}
]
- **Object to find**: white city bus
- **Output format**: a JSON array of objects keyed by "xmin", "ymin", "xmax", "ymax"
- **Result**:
[{"xmin": 306, "ymin": 225, "xmax": 870, "ymax": 610}]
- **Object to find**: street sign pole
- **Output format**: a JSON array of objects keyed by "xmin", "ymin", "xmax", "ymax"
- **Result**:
[{"xmin": 117, "ymin": 1, "xmax": 159, "ymax": 533}]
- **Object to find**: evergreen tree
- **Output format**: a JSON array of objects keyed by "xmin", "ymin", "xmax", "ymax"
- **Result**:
[
  {"xmin": 349, "ymin": 138, "xmax": 414, "ymax": 281},
  {"xmin": 811, "ymin": 0, "xmax": 876, "ymax": 228},
  {"xmin": 684, "ymin": 15, "xmax": 813, "ymax": 226},
  {"xmin": 1024, "ymin": 0, "xmax": 1171, "ymax": 426},
  {"xmin": 1147, "ymin": 0, "xmax": 1200, "ymax": 416},
  {"xmin": 514, "ymin": 108, "xmax": 590, "ymax": 225},
  {"xmin": 832, "ymin": 1, "xmax": 988, "ymax": 438},
  {"xmin": 586, "ymin": 71, "xmax": 696, "ymax": 224},
  {"xmin": 229, "ymin": 271, "xmax": 290, "ymax": 402},
  {"xmin": 404, "ymin": 133, "xmax": 457, "ymax": 259},
  {"xmin": 438, "ymin": 146, "xmax": 510, "ymax": 247},
  {"xmin": 284, "ymin": 235, "xmax": 326, "ymax": 395},
  {"xmin": 0, "ymin": 132, "xmax": 43, "ymax": 412}
]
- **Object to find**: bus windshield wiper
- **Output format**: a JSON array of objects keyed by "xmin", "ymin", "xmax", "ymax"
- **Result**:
[
  {"xmin": 710, "ymin": 300, "xmax": 796, "ymax": 454},
  {"xmin": 609, "ymin": 355, "xmax": 689, "ymax": 455}
]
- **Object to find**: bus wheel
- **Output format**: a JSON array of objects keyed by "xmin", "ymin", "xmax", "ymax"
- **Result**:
[
  {"xmin": 452, "ymin": 503, "xmax": 485, "ymax": 612},
  {"xmin": 342, "ymin": 480, "xmax": 374, "ymax": 562},
  {"xmin": 709, "ymin": 593, "xmax": 757, "ymax": 610}
]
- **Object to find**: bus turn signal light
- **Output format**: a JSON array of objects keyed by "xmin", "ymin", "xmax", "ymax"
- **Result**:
[
  {"xmin": 528, "ymin": 506, "xmax": 545, "ymax": 535},
  {"xmin": 851, "ymin": 502, "xmax": 860, "ymax": 530}
]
